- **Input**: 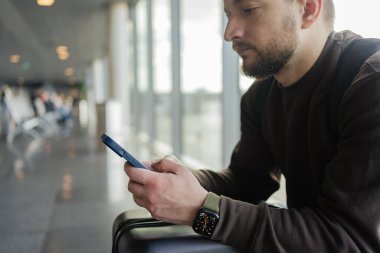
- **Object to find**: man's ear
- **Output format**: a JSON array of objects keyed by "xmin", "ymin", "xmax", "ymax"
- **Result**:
[{"xmin": 301, "ymin": 0, "xmax": 323, "ymax": 28}]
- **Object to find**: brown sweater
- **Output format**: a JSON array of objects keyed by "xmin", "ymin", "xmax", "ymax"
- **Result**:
[{"xmin": 194, "ymin": 31, "xmax": 380, "ymax": 252}]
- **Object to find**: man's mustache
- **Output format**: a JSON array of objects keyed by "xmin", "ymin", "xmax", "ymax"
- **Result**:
[{"xmin": 232, "ymin": 41, "xmax": 256, "ymax": 52}]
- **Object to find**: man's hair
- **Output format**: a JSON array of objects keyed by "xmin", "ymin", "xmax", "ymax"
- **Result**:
[{"xmin": 286, "ymin": 0, "xmax": 335, "ymax": 29}]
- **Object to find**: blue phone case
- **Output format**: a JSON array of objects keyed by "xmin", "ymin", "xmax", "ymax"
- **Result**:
[{"xmin": 101, "ymin": 134, "xmax": 146, "ymax": 169}]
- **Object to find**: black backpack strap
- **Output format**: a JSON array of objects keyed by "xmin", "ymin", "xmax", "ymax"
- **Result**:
[
  {"xmin": 252, "ymin": 77, "xmax": 273, "ymax": 130},
  {"xmin": 329, "ymin": 38, "xmax": 380, "ymax": 142}
]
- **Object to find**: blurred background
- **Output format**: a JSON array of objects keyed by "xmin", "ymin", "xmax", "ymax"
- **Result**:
[{"xmin": 0, "ymin": 0, "xmax": 379, "ymax": 252}]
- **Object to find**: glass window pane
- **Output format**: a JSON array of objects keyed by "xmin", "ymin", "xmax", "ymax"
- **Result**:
[
  {"xmin": 334, "ymin": 0, "xmax": 380, "ymax": 38},
  {"xmin": 181, "ymin": 0, "xmax": 223, "ymax": 167},
  {"xmin": 136, "ymin": 0, "xmax": 149, "ymax": 135},
  {"xmin": 153, "ymin": 0, "xmax": 172, "ymax": 147},
  {"xmin": 127, "ymin": 14, "xmax": 137, "ymax": 130},
  {"xmin": 239, "ymin": 58, "xmax": 254, "ymax": 94}
]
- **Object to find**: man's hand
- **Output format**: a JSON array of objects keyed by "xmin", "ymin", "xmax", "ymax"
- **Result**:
[{"xmin": 124, "ymin": 156, "xmax": 208, "ymax": 226}]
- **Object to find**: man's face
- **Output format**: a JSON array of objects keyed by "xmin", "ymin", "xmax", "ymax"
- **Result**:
[{"xmin": 224, "ymin": 0, "xmax": 299, "ymax": 79}]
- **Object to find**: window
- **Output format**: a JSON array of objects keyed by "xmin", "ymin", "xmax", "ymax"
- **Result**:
[
  {"xmin": 239, "ymin": 58, "xmax": 254, "ymax": 94},
  {"xmin": 153, "ymin": 0, "xmax": 172, "ymax": 148},
  {"xmin": 334, "ymin": 0, "xmax": 380, "ymax": 38},
  {"xmin": 181, "ymin": 0, "xmax": 223, "ymax": 167},
  {"xmin": 136, "ymin": 0, "xmax": 149, "ymax": 136}
]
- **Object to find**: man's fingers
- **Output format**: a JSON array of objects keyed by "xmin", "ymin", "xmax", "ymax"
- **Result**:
[
  {"xmin": 151, "ymin": 156, "xmax": 184, "ymax": 174},
  {"xmin": 142, "ymin": 161, "xmax": 153, "ymax": 170},
  {"xmin": 132, "ymin": 195, "xmax": 146, "ymax": 208},
  {"xmin": 128, "ymin": 180, "xmax": 145, "ymax": 197},
  {"xmin": 124, "ymin": 162, "xmax": 154, "ymax": 185},
  {"xmin": 163, "ymin": 154, "xmax": 183, "ymax": 164}
]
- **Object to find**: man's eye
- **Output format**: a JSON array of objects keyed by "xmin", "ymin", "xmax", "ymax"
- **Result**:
[{"xmin": 243, "ymin": 8, "xmax": 257, "ymax": 15}]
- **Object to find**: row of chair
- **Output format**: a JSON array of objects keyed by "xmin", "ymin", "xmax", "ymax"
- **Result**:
[
  {"xmin": 0, "ymin": 86, "xmax": 68, "ymax": 175},
  {"xmin": 0, "ymin": 86, "xmax": 60, "ymax": 144}
]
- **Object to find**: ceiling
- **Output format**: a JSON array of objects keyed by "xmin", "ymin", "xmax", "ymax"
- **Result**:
[{"xmin": 0, "ymin": 0, "xmax": 114, "ymax": 87}]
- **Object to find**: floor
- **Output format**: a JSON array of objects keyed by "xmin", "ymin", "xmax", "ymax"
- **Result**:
[
  {"xmin": 0, "ymin": 116, "xmax": 287, "ymax": 253},
  {"xmin": 0, "ymin": 122, "xmax": 145, "ymax": 253}
]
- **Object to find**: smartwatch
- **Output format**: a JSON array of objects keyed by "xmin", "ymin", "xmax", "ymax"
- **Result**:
[{"xmin": 192, "ymin": 192, "xmax": 221, "ymax": 237}]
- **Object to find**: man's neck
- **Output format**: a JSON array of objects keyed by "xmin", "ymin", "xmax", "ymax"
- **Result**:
[{"xmin": 275, "ymin": 30, "xmax": 331, "ymax": 87}]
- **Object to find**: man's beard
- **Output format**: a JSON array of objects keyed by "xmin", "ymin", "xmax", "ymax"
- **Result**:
[{"xmin": 235, "ymin": 15, "xmax": 298, "ymax": 79}]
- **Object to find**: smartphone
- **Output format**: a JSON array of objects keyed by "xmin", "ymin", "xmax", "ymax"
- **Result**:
[{"xmin": 101, "ymin": 133, "xmax": 146, "ymax": 169}]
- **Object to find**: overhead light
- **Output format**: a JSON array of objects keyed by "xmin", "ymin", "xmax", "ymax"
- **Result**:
[
  {"xmin": 56, "ymin": 46, "xmax": 69, "ymax": 60},
  {"xmin": 36, "ymin": 0, "xmax": 55, "ymax": 7},
  {"xmin": 56, "ymin": 46, "xmax": 68, "ymax": 54},
  {"xmin": 58, "ymin": 52, "xmax": 69, "ymax": 60},
  {"xmin": 65, "ymin": 67, "xmax": 74, "ymax": 77},
  {"xmin": 9, "ymin": 54, "xmax": 20, "ymax": 64}
]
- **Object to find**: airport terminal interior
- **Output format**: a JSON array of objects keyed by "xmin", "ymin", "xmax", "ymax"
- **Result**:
[{"xmin": 0, "ymin": 0, "xmax": 379, "ymax": 252}]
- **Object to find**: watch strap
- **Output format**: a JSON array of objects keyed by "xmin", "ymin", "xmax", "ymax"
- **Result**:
[{"xmin": 203, "ymin": 192, "xmax": 220, "ymax": 212}]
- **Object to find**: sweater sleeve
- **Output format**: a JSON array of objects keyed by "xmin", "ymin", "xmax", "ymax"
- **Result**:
[
  {"xmin": 193, "ymin": 81, "xmax": 281, "ymax": 203},
  {"xmin": 211, "ymin": 68, "xmax": 380, "ymax": 252}
]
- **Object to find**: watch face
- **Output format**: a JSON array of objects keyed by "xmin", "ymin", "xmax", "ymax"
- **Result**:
[{"xmin": 192, "ymin": 208, "xmax": 219, "ymax": 237}]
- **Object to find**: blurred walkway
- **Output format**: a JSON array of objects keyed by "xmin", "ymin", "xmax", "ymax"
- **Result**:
[{"xmin": 0, "ymin": 122, "xmax": 142, "ymax": 253}]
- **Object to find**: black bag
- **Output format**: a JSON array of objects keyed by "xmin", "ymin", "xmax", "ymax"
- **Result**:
[{"xmin": 112, "ymin": 209, "xmax": 241, "ymax": 253}]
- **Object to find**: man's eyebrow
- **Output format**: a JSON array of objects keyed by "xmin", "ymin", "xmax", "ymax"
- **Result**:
[
  {"xmin": 224, "ymin": 0, "xmax": 257, "ymax": 13},
  {"xmin": 224, "ymin": 0, "xmax": 242, "ymax": 12},
  {"xmin": 243, "ymin": 0, "xmax": 261, "ymax": 3},
  {"xmin": 232, "ymin": 0, "xmax": 257, "ymax": 6}
]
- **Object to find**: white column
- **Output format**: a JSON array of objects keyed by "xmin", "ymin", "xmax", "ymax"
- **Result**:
[
  {"xmin": 84, "ymin": 67, "xmax": 97, "ymax": 137},
  {"xmin": 91, "ymin": 58, "xmax": 108, "ymax": 147},
  {"xmin": 108, "ymin": 1, "xmax": 130, "ymax": 137},
  {"xmin": 171, "ymin": 0, "xmax": 182, "ymax": 157},
  {"xmin": 92, "ymin": 58, "xmax": 108, "ymax": 104}
]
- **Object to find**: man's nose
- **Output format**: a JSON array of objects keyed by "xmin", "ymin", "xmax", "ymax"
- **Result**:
[{"xmin": 224, "ymin": 18, "xmax": 244, "ymax": 42}]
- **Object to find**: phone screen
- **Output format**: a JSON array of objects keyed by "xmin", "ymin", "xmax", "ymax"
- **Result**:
[{"xmin": 101, "ymin": 134, "xmax": 146, "ymax": 169}]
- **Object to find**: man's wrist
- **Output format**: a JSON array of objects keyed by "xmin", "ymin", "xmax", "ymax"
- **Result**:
[
  {"xmin": 192, "ymin": 192, "xmax": 221, "ymax": 237},
  {"xmin": 203, "ymin": 192, "xmax": 220, "ymax": 212}
]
